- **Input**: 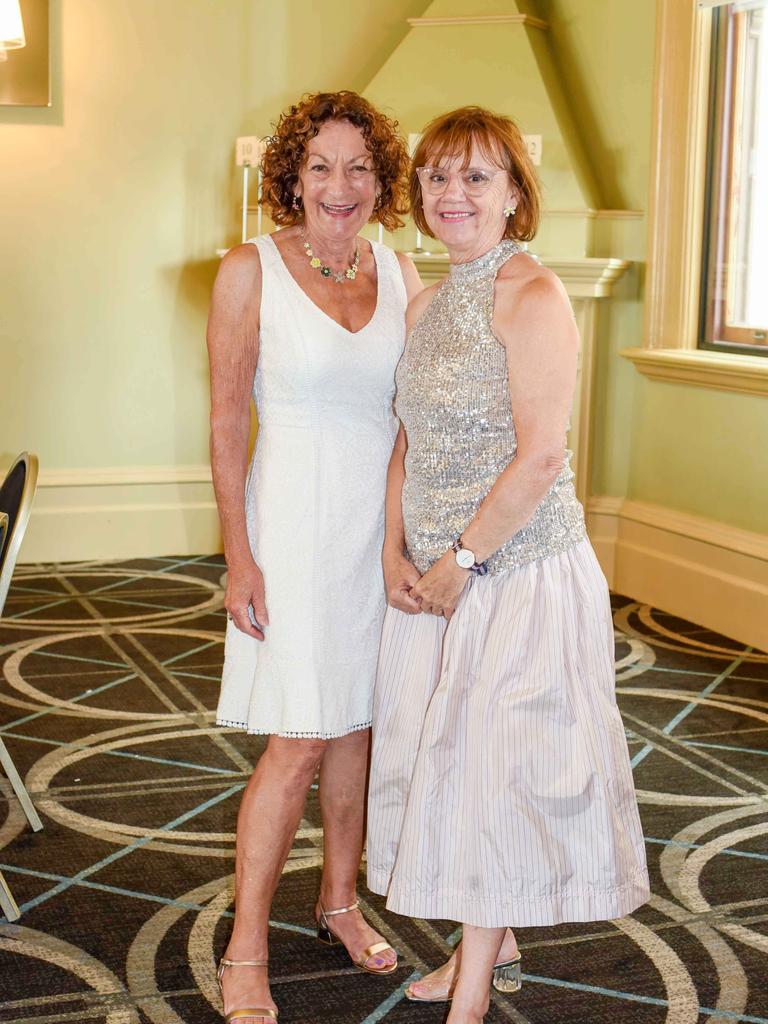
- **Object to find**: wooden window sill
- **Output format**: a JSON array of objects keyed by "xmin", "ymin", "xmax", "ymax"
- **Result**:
[{"xmin": 622, "ymin": 346, "xmax": 768, "ymax": 396}]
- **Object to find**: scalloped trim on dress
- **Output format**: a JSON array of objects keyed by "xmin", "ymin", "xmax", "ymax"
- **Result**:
[{"xmin": 216, "ymin": 718, "xmax": 372, "ymax": 740}]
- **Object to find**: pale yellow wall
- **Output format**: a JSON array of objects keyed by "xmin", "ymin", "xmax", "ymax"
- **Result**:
[
  {"xmin": 543, "ymin": 0, "xmax": 767, "ymax": 534},
  {"xmin": 2, "ymin": 0, "xmax": 764, "ymax": 558},
  {"xmin": 1, "ymin": 0, "xmax": 248, "ymax": 472},
  {"xmin": 538, "ymin": 1, "xmax": 654, "ymax": 501},
  {"xmin": 363, "ymin": 0, "xmax": 656, "ymax": 499},
  {"xmin": 0, "ymin": 0, "xmax": 429, "ymax": 477},
  {"xmin": 364, "ymin": 0, "xmax": 599, "ymax": 259},
  {"xmin": 629, "ymin": 382, "xmax": 767, "ymax": 532},
  {"xmin": 541, "ymin": 0, "xmax": 653, "ymax": 211},
  {"xmin": 241, "ymin": 0, "xmax": 431, "ymax": 133}
]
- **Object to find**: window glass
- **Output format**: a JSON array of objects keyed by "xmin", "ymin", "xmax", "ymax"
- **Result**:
[{"xmin": 701, "ymin": 1, "xmax": 768, "ymax": 354}]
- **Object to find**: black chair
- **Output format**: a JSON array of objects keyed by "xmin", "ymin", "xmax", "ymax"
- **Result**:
[{"xmin": 0, "ymin": 452, "xmax": 43, "ymax": 921}]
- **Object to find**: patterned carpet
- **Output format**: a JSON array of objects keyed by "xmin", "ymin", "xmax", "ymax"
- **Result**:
[{"xmin": 0, "ymin": 554, "xmax": 766, "ymax": 1024}]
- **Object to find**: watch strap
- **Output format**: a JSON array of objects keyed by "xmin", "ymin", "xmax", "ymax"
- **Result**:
[{"xmin": 451, "ymin": 537, "xmax": 489, "ymax": 576}]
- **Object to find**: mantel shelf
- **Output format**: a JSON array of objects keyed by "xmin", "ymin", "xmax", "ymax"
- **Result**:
[
  {"xmin": 215, "ymin": 246, "xmax": 631, "ymax": 298},
  {"xmin": 407, "ymin": 252, "xmax": 630, "ymax": 298}
]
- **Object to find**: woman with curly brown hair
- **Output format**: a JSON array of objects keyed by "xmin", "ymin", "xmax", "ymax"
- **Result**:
[{"xmin": 207, "ymin": 91, "xmax": 421, "ymax": 1022}]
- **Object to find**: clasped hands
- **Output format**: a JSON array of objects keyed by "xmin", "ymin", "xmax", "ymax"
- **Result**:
[{"xmin": 384, "ymin": 549, "xmax": 469, "ymax": 621}]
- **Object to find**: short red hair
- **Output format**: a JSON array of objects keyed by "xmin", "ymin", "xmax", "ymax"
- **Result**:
[{"xmin": 410, "ymin": 106, "xmax": 541, "ymax": 242}]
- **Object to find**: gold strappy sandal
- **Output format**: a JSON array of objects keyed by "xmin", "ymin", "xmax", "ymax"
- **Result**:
[
  {"xmin": 217, "ymin": 958, "xmax": 278, "ymax": 1023},
  {"xmin": 316, "ymin": 899, "xmax": 398, "ymax": 975}
]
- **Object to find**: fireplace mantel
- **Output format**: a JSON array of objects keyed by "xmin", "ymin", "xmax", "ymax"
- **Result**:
[{"xmin": 408, "ymin": 252, "xmax": 629, "ymax": 297}]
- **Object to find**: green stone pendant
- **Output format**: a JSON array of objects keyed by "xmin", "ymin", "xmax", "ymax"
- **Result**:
[{"xmin": 302, "ymin": 233, "xmax": 360, "ymax": 284}]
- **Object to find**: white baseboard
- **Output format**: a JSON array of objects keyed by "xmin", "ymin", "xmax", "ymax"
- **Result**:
[
  {"xmin": 587, "ymin": 496, "xmax": 768, "ymax": 652},
  {"xmin": 18, "ymin": 471, "xmax": 768, "ymax": 652},
  {"xmin": 21, "ymin": 465, "xmax": 222, "ymax": 563}
]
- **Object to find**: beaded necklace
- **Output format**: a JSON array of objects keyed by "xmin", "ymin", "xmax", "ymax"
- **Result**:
[{"xmin": 302, "ymin": 232, "xmax": 360, "ymax": 283}]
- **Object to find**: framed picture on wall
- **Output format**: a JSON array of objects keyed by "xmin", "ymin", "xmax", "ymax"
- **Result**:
[{"xmin": 0, "ymin": 0, "xmax": 50, "ymax": 107}]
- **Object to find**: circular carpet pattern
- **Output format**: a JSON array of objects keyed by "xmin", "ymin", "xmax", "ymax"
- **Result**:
[{"xmin": 0, "ymin": 554, "xmax": 766, "ymax": 1024}]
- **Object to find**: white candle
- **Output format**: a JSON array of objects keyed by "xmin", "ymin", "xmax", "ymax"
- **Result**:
[{"xmin": 241, "ymin": 165, "xmax": 249, "ymax": 244}]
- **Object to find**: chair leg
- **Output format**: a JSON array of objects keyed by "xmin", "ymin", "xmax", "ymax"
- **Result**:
[
  {"xmin": 0, "ymin": 870, "xmax": 21, "ymax": 922},
  {"xmin": 0, "ymin": 738, "xmax": 43, "ymax": 833}
]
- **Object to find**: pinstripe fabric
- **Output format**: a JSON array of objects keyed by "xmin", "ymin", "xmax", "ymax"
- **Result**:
[{"xmin": 367, "ymin": 538, "xmax": 650, "ymax": 928}]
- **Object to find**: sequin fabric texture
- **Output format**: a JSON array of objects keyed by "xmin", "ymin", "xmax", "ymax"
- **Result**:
[{"xmin": 395, "ymin": 239, "xmax": 586, "ymax": 575}]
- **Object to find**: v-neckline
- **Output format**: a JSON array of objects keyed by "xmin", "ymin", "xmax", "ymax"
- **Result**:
[{"xmin": 266, "ymin": 233, "xmax": 381, "ymax": 336}]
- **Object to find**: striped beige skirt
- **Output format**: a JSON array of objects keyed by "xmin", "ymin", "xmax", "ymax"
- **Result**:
[{"xmin": 366, "ymin": 538, "xmax": 650, "ymax": 928}]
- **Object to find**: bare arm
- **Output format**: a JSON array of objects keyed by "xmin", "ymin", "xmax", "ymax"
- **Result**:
[
  {"xmin": 381, "ymin": 279, "xmax": 437, "ymax": 613},
  {"xmin": 382, "ymin": 426, "xmax": 422, "ymax": 613},
  {"xmin": 395, "ymin": 250, "xmax": 425, "ymax": 303},
  {"xmin": 411, "ymin": 263, "xmax": 578, "ymax": 617},
  {"xmin": 461, "ymin": 267, "xmax": 578, "ymax": 561},
  {"xmin": 383, "ymin": 423, "xmax": 409, "ymax": 555},
  {"xmin": 207, "ymin": 244, "xmax": 267, "ymax": 639}
]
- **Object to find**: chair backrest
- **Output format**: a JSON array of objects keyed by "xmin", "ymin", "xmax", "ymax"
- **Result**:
[
  {"xmin": 0, "ymin": 452, "xmax": 39, "ymax": 617},
  {"xmin": 0, "ymin": 513, "xmax": 8, "ymax": 557}
]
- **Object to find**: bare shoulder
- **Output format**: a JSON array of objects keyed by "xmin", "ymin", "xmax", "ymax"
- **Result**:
[
  {"xmin": 496, "ymin": 251, "xmax": 567, "ymax": 304},
  {"xmin": 494, "ymin": 252, "xmax": 576, "ymax": 344},
  {"xmin": 216, "ymin": 242, "xmax": 262, "ymax": 288},
  {"xmin": 394, "ymin": 249, "xmax": 417, "ymax": 275},
  {"xmin": 211, "ymin": 242, "xmax": 263, "ymax": 320},
  {"xmin": 406, "ymin": 279, "xmax": 440, "ymax": 330},
  {"xmin": 394, "ymin": 249, "xmax": 424, "ymax": 302}
]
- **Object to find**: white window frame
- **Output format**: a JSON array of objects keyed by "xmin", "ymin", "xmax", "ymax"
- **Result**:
[{"xmin": 622, "ymin": 0, "xmax": 768, "ymax": 396}]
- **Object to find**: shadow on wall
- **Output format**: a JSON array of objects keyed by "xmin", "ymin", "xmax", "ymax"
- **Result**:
[
  {"xmin": 163, "ymin": 252, "xmax": 258, "ymax": 528},
  {"xmin": 168, "ymin": 258, "xmax": 221, "ymax": 324},
  {"xmin": 163, "ymin": 255, "xmax": 220, "ymax": 485}
]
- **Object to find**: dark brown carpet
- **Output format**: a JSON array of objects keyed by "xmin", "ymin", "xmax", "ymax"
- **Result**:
[{"xmin": 1, "ymin": 554, "xmax": 766, "ymax": 1023}]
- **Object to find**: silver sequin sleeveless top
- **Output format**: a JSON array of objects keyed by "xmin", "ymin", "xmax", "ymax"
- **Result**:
[{"xmin": 396, "ymin": 239, "xmax": 586, "ymax": 575}]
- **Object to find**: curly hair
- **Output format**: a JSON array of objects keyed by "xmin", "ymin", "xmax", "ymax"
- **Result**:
[
  {"xmin": 261, "ymin": 91, "xmax": 409, "ymax": 232},
  {"xmin": 410, "ymin": 106, "xmax": 541, "ymax": 243}
]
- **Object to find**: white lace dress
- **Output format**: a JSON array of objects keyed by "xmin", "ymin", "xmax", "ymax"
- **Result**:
[{"xmin": 216, "ymin": 234, "xmax": 406, "ymax": 738}]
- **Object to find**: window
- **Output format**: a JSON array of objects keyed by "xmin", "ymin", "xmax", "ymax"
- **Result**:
[
  {"xmin": 622, "ymin": 0, "xmax": 768, "ymax": 394},
  {"xmin": 701, "ymin": 1, "xmax": 768, "ymax": 354}
]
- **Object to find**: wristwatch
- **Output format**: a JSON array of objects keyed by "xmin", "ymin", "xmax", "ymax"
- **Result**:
[{"xmin": 451, "ymin": 537, "xmax": 489, "ymax": 576}]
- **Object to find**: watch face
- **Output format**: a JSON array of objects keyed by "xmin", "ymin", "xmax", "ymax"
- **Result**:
[{"xmin": 456, "ymin": 548, "xmax": 475, "ymax": 569}]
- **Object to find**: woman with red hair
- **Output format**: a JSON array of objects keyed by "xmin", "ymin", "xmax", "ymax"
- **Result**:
[{"xmin": 367, "ymin": 107, "xmax": 649, "ymax": 1022}]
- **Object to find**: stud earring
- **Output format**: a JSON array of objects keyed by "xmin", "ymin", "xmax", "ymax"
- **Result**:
[
  {"xmin": 292, "ymin": 194, "xmax": 302, "ymax": 211},
  {"xmin": 504, "ymin": 205, "xmax": 517, "ymax": 218}
]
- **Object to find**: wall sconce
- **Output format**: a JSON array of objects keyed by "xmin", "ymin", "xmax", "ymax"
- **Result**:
[
  {"xmin": 0, "ymin": 0, "xmax": 26, "ymax": 51},
  {"xmin": 0, "ymin": 0, "xmax": 49, "ymax": 106}
]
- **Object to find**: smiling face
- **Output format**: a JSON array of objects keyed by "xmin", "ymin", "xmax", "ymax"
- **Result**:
[
  {"xmin": 294, "ymin": 120, "xmax": 379, "ymax": 244},
  {"xmin": 419, "ymin": 140, "xmax": 518, "ymax": 262}
]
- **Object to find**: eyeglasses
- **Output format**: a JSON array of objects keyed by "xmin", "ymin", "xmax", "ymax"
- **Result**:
[{"xmin": 415, "ymin": 166, "xmax": 507, "ymax": 197}]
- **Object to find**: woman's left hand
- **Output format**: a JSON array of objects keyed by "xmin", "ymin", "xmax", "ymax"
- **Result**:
[{"xmin": 410, "ymin": 551, "xmax": 469, "ymax": 620}]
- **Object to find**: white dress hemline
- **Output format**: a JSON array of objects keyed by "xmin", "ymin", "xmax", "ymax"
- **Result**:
[{"xmin": 216, "ymin": 717, "xmax": 372, "ymax": 740}]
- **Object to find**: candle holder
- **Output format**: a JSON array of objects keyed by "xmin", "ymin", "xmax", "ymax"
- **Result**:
[{"xmin": 236, "ymin": 136, "xmax": 267, "ymax": 243}]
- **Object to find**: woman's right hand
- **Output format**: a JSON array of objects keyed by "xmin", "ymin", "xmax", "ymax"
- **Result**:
[
  {"xmin": 225, "ymin": 558, "xmax": 269, "ymax": 640},
  {"xmin": 383, "ymin": 549, "xmax": 422, "ymax": 614}
]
